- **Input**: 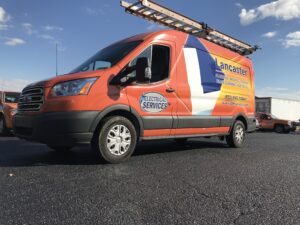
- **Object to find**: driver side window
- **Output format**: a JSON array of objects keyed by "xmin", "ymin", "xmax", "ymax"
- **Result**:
[{"xmin": 127, "ymin": 44, "xmax": 170, "ymax": 83}]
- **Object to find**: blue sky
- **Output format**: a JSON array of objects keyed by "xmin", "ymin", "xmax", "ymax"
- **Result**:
[{"xmin": 0, "ymin": 0, "xmax": 300, "ymax": 99}]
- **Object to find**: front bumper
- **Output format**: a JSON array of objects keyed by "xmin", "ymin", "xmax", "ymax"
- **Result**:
[{"xmin": 13, "ymin": 111, "xmax": 100, "ymax": 146}]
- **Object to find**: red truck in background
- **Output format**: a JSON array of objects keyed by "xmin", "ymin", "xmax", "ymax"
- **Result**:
[
  {"xmin": 256, "ymin": 112, "xmax": 295, "ymax": 133},
  {"xmin": 0, "ymin": 91, "xmax": 20, "ymax": 135}
]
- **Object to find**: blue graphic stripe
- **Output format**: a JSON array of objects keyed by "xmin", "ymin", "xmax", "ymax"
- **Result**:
[{"xmin": 184, "ymin": 35, "xmax": 225, "ymax": 93}]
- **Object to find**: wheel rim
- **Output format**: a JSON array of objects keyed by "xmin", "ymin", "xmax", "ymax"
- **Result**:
[
  {"xmin": 235, "ymin": 125, "xmax": 244, "ymax": 144},
  {"xmin": 106, "ymin": 124, "xmax": 132, "ymax": 156}
]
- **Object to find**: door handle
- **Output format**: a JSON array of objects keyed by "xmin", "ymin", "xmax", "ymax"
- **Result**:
[{"xmin": 166, "ymin": 87, "xmax": 175, "ymax": 93}]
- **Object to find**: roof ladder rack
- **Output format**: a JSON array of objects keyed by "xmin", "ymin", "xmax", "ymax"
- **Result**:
[{"xmin": 120, "ymin": 0, "xmax": 259, "ymax": 55}]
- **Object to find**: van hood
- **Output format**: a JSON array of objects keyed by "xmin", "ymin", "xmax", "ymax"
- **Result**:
[{"xmin": 25, "ymin": 70, "xmax": 108, "ymax": 89}]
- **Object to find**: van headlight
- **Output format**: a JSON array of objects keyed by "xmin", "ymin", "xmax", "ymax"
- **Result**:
[{"xmin": 51, "ymin": 78, "xmax": 97, "ymax": 97}]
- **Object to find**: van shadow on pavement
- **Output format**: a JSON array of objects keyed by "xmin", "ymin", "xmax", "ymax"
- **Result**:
[{"xmin": 0, "ymin": 137, "xmax": 228, "ymax": 167}]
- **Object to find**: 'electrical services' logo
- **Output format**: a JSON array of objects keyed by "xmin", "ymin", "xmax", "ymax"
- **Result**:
[{"xmin": 140, "ymin": 93, "xmax": 168, "ymax": 113}]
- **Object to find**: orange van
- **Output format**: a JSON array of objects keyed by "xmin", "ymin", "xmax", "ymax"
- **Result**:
[
  {"xmin": 0, "ymin": 91, "xmax": 20, "ymax": 135},
  {"xmin": 13, "ymin": 30, "xmax": 256, "ymax": 163}
]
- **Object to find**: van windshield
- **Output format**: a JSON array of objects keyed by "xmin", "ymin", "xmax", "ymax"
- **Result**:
[{"xmin": 70, "ymin": 40, "xmax": 143, "ymax": 74}]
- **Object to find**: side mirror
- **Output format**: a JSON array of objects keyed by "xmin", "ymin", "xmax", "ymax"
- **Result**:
[
  {"xmin": 136, "ymin": 57, "xmax": 151, "ymax": 83},
  {"xmin": 110, "ymin": 74, "xmax": 122, "ymax": 85}
]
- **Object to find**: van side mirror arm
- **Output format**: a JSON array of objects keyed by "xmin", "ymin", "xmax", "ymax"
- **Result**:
[
  {"xmin": 109, "ymin": 66, "xmax": 137, "ymax": 86},
  {"xmin": 109, "ymin": 75, "xmax": 122, "ymax": 85}
]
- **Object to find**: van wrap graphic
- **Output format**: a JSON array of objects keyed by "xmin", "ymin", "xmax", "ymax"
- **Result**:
[
  {"xmin": 183, "ymin": 36, "xmax": 223, "ymax": 115},
  {"xmin": 140, "ymin": 92, "xmax": 168, "ymax": 113},
  {"xmin": 183, "ymin": 35, "xmax": 253, "ymax": 116},
  {"xmin": 184, "ymin": 35, "xmax": 225, "ymax": 93}
]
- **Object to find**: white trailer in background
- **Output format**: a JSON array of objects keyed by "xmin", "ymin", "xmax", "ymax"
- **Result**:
[{"xmin": 256, "ymin": 97, "xmax": 300, "ymax": 121}]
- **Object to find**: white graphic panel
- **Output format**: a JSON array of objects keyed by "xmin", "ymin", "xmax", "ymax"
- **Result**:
[{"xmin": 183, "ymin": 48, "xmax": 220, "ymax": 115}]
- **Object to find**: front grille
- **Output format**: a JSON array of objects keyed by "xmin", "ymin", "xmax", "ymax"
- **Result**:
[{"xmin": 18, "ymin": 87, "xmax": 44, "ymax": 112}]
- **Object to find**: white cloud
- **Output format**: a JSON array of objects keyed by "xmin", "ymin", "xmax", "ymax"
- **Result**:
[
  {"xmin": 283, "ymin": 31, "xmax": 300, "ymax": 47},
  {"xmin": 38, "ymin": 34, "xmax": 65, "ymax": 51},
  {"xmin": 39, "ymin": 34, "xmax": 55, "ymax": 41},
  {"xmin": 239, "ymin": 0, "xmax": 300, "ymax": 25},
  {"xmin": 262, "ymin": 31, "xmax": 277, "ymax": 38},
  {"xmin": 5, "ymin": 38, "xmax": 25, "ymax": 46},
  {"xmin": 256, "ymin": 87, "xmax": 300, "ymax": 101},
  {"xmin": 0, "ymin": 6, "xmax": 9, "ymax": 23},
  {"xmin": 0, "ymin": 78, "xmax": 32, "ymax": 92},
  {"xmin": 86, "ymin": 7, "xmax": 105, "ymax": 16},
  {"xmin": 22, "ymin": 22, "xmax": 37, "ymax": 35},
  {"xmin": 43, "ymin": 25, "xmax": 63, "ymax": 32},
  {"xmin": 21, "ymin": 23, "xmax": 66, "ymax": 50},
  {"xmin": 0, "ymin": 6, "xmax": 11, "ymax": 30},
  {"xmin": 235, "ymin": 3, "xmax": 243, "ymax": 8},
  {"xmin": 146, "ymin": 22, "xmax": 165, "ymax": 31}
]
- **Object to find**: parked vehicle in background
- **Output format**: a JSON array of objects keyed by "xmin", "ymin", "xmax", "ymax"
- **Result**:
[
  {"xmin": 256, "ymin": 112, "xmax": 293, "ymax": 133},
  {"xmin": 256, "ymin": 97, "xmax": 300, "ymax": 121},
  {"xmin": 0, "ymin": 91, "xmax": 20, "ymax": 135},
  {"xmin": 255, "ymin": 118, "xmax": 261, "ymax": 130},
  {"xmin": 292, "ymin": 120, "xmax": 300, "ymax": 132}
]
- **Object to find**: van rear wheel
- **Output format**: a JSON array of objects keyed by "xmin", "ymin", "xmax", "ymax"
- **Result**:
[
  {"xmin": 226, "ymin": 120, "xmax": 245, "ymax": 148},
  {"xmin": 92, "ymin": 116, "xmax": 137, "ymax": 164}
]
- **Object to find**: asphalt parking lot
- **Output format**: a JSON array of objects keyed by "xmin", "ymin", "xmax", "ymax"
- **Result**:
[{"xmin": 0, "ymin": 132, "xmax": 300, "ymax": 225}]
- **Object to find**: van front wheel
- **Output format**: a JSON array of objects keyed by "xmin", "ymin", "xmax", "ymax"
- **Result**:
[
  {"xmin": 93, "ymin": 116, "xmax": 137, "ymax": 164},
  {"xmin": 226, "ymin": 121, "xmax": 246, "ymax": 148}
]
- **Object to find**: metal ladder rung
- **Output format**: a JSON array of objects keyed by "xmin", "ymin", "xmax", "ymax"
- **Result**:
[
  {"xmin": 148, "ymin": 11, "xmax": 159, "ymax": 17},
  {"xmin": 137, "ymin": 6, "xmax": 147, "ymax": 12}
]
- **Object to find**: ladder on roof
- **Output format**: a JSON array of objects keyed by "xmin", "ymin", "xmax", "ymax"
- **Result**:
[{"xmin": 120, "ymin": 0, "xmax": 258, "ymax": 56}]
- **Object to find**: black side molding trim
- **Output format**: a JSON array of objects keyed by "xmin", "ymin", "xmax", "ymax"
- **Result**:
[
  {"xmin": 142, "ymin": 116, "xmax": 173, "ymax": 130},
  {"xmin": 177, "ymin": 116, "xmax": 221, "ymax": 128},
  {"xmin": 142, "ymin": 116, "xmax": 234, "ymax": 130},
  {"xmin": 141, "ymin": 132, "xmax": 230, "ymax": 141}
]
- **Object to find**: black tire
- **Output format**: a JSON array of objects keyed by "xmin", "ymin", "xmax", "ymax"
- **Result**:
[
  {"xmin": 47, "ymin": 145, "xmax": 73, "ymax": 152},
  {"xmin": 92, "ymin": 116, "xmax": 137, "ymax": 164},
  {"xmin": 284, "ymin": 127, "xmax": 291, "ymax": 134},
  {"xmin": 274, "ymin": 124, "xmax": 284, "ymax": 133},
  {"xmin": 226, "ymin": 120, "xmax": 246, "ymax": 148},
  {"xmin": 0, "ymin": 114, "xmax": 9, "ymax": 136}
]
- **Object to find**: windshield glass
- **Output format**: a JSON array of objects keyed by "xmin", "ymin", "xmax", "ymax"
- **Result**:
[
  {"xmin": 4, "ymin": 92, "xmax": 20, "ymax": 103},
  {"xmin": 71, "ymin": 40, "xmax": 143, "ymax": 74}
]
